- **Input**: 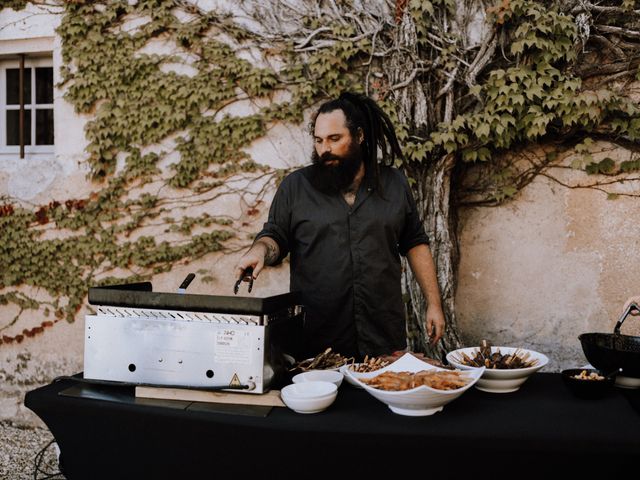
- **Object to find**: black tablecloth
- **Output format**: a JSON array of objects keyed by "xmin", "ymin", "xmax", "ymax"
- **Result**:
[{"xmin": 25, "ymin": 373, "xmax": 640, "ymax": 479}]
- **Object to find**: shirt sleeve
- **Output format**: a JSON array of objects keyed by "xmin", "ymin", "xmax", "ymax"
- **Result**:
[
  {"xmin": 254, "ymin": 174, "xmax": 292, "ymax": 264},
  {"xmin": 397, "ymin": 170, "xmax": 429, "ymax": 256}
]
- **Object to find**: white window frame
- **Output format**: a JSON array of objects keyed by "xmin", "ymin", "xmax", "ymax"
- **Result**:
[{"xmin": 0, "ymin": 55, "xmax": 54, "ymax": 156}]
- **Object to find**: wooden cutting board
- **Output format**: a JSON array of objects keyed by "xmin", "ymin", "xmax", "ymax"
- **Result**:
[{"xmin": 135, "ymin": 386, "xmax": 286, "ymax": 407}]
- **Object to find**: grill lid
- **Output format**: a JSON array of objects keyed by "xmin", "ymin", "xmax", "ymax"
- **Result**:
[{"xmin": 88, "ymin": 282, "xmax": 300, "ymax": 315}]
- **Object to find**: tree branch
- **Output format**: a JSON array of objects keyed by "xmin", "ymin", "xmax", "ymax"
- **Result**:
[
  {"xmin": 294, "ymin": 26, "xmax": 332, "ymax": 49},
  {"xmin": 571, "ymin": 1, "xmax": 640, "ymax": 16},
  {"xmin": 594, "ymin": 24, "xmax": 640, "ymax": 40}
]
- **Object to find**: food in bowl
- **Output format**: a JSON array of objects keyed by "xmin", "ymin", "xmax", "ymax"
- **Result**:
[
  {"xmin": 561, "ymin": 368, "xmax": 614, "ymax": 399},
  {"xmin": 381, "ymin": 351, "xmax": 453, "ymax": 369},
  {"xmin": 572, "ymin": 370, "xmax": 605, "ymax": 381},
  {"xmin": 347, "ymin": 352, "xmax": 451, "ymax": 373},
  {"xmin": 348, "ymin": 353, "xmax": 485, "ymax": 416},
  {"xmin": 450, "ymin": 340, "xmax": 538, "ymax": 369},
  {"xmin": 360, "ymin": 370, "xmax": 471, "ymax": 391},
  {"xmin": 347, "ymin": 355, "xmax": 392, "ymax": 373},
  {"xmin": 291, "ymin": 348, "xmax": 353, "ymax": 372},
  {"xmin": 446, "ymin": 346, "xmax": 548, "ymax": 393}
]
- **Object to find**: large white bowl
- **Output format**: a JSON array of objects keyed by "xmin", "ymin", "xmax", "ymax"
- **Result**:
[
  {"xmin": 339, "ymin": 363, "xmax": 385, "ymax": 389},
  {"xmin": 293, "ymin": 370, "xmax": 344, "ymax": 388},
  {"xmin": 446, "ymin": 346, "xmax": 548, "ymax": 393},
  {"xmin": 280, "ymin": 381, "xmax": 338, "ymax": 414},
  {"xmin": 343, "ymin": 353, "xmax": 484, "ymax": 416}
]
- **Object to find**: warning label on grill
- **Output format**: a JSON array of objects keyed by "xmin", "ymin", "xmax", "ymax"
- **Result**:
[
  {"xmin": 229, "ymin": 373, "xmax": 241, "ymax": 387},
  {"xmin": 214, "ymin": 329, "xmax": 251, "ymax": 364}
]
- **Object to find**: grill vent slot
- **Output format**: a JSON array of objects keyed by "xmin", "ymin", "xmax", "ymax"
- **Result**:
[{"xmin": 95, "ymin": 306, "xmax": 259, "ymax": 325}]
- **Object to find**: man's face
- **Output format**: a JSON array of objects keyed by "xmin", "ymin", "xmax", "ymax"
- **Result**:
[{"xmin": 310, "ymin": 109, "xmax": 363, "ymax": 193}]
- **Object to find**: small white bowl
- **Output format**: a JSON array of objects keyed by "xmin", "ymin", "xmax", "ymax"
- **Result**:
[
  {"xmin": 446, "ymin": 346, "xmax": 548, "ymax": 393},
  {"xmin": 615, "ymin": 375, "xmax": 640, "ymax": 389},
  {"xmin": 280, "ymin": 381, "xmax": 338, "ymax": 414},
  {"xmin": 292, "ymin": 370, "xmax": 344, "ymax": 388}
]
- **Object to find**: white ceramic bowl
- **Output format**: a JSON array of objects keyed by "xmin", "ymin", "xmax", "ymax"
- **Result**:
[
  {"xmin": 339, "ymin": 364, "xmax": 363, "ymax": 388},
  {"xmin": 615, "ymin": 375, "xmax": 640, "ymax": 389},
  {"xmin": 280, "ymin": 381, "xmax": 338, "ymax": 414},
  {"xmin": 339, "ymin": 363, "xmax": 392, "ymax": 388},
  {"xmin": 343, "ymin": 353, "xmax": 484, "ymax": 416},
  {"xmin": 293, "ymin": 370, "xmax": 344, "ymax": 388},
  {"xmin": 446, "ymin": 346, "xmax": 549, "ymax": 393}
]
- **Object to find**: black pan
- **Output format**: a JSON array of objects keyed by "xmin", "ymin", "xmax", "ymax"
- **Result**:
[{"xmin": 579, "ymin": 302, "xmax": 640, "ymax": 377}]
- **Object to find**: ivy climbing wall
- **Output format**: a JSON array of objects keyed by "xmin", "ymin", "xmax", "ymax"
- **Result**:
[
  {"xmin": 1, "ymin": 0, "xmax": 378, "ymax": 424},
  {"xmin": 0, "ymin": 1, "xmax": 307, "ymax": 422},
  {"xmin": 2, "ymin": 2, "xmax": 289, "ymax": 343}
]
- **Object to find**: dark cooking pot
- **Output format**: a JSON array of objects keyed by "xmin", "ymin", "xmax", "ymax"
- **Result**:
[{"xmin": 579, "ymin": 302, "xmax": 640, "ymax": 377}]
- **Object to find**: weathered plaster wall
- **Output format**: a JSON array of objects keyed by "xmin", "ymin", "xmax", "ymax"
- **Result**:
[
  {"xmin": 0, "ymin": 4, "xmax": 58, "ymax": 40},
  {"xmin": 456, "ymin": 156, "xmax": 640, "ymax": 372}
]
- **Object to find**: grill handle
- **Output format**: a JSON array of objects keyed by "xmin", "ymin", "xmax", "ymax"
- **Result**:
[
  {"xmin": 614, "ymin": 302, "xmax": 639, "ymax": 334},
  {"xmin": 177, "ymin": 273, "xmax": 196, "ymax": 293}
]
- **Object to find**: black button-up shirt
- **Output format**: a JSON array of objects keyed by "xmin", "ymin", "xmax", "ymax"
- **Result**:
[{"xmin": 256, "ymin": 165, "xmax": 429, "ymax": 359}]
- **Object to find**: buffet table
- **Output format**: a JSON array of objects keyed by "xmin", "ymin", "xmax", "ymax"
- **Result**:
[{"xmin": 25, "ymin": 373, "xmax": 640, "ymax": 479}]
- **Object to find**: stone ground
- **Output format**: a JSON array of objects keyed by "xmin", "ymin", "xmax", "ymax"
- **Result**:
[
  {"xmin": 0, "ymin": 350, "xmax": 82, "ymax": 479},
  {"xmin": 0, "ymin": 420, "xmax": 65, "ymax": 480}
]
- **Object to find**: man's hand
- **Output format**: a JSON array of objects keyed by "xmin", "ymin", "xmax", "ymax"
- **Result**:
[
  {"xmin": 235, "ymin": 242, "xmax": 267, "ymax": 283},
  {"xmin": 426, "ymin": 303, "xmax": 445, "ymax": 345},
  {"xmin": 234, "ymin": 237, "xmax": 280, "ymax": 282}
]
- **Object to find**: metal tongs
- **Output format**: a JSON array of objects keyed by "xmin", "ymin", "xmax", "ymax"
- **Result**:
[{"xmin": 234, "ymin": 266, "xmax": 254, "ymax": 295}]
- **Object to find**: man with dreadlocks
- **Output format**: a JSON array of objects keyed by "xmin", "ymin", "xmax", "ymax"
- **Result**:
[{"xmin": 235, "ymin": 92, "xmax": 445, "ymax": 360}]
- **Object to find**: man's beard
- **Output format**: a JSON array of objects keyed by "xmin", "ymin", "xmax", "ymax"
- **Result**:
[{"xmin": 309, "ymin": 141, "xmax": 363, "ymax": 194}]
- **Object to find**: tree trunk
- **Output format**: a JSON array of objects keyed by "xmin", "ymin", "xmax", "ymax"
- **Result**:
[
  {"xmin": 388, "ymin": 11, "xmax": 463, "ymax": 360},
  {"xmin": 402, "ymin": 156, "xmax": 463, "ymax": 360}
]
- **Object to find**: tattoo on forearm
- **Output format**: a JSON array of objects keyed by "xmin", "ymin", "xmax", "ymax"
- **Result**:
[{"xmin": 264, "ymin": 241, "xmax": 278, "ymax": 265}]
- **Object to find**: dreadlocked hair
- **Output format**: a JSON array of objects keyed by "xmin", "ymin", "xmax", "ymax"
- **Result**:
[{"xmin": 313, "ymin": 91, "xmax": 404, "ymax": 193}]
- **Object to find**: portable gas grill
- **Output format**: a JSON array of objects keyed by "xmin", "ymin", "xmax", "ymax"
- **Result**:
[{"xmin": 83, "ymin": 281, "xmax": 304, "ymax": 394}]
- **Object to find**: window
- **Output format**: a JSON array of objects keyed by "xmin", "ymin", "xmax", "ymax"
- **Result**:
[{"xmin": 0, "ymin": 56, "xmax": 54, "ymax": 157}]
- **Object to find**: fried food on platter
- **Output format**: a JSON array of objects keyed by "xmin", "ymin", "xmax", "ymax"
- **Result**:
[
  {"xmin": 380, "ymin": 351, "xmax": 454, "ymax": 370},
  {"xmin": 360, "ymin": 370, "xmax": 471, "ymax": 391},
  {"xmin": 291, "ymin": 348, "xmax": 353, "ymax": 372},
  {"xmin": 349, "ymin": 352, "xmax": 454, "ymax": 373},
  {"xmin": 348, "ymin": 355, "xmax": 392, "ymax": 373},
  {"xmin": 362, "ymin": 371, "xmax": 414, "ymax": 390}
]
